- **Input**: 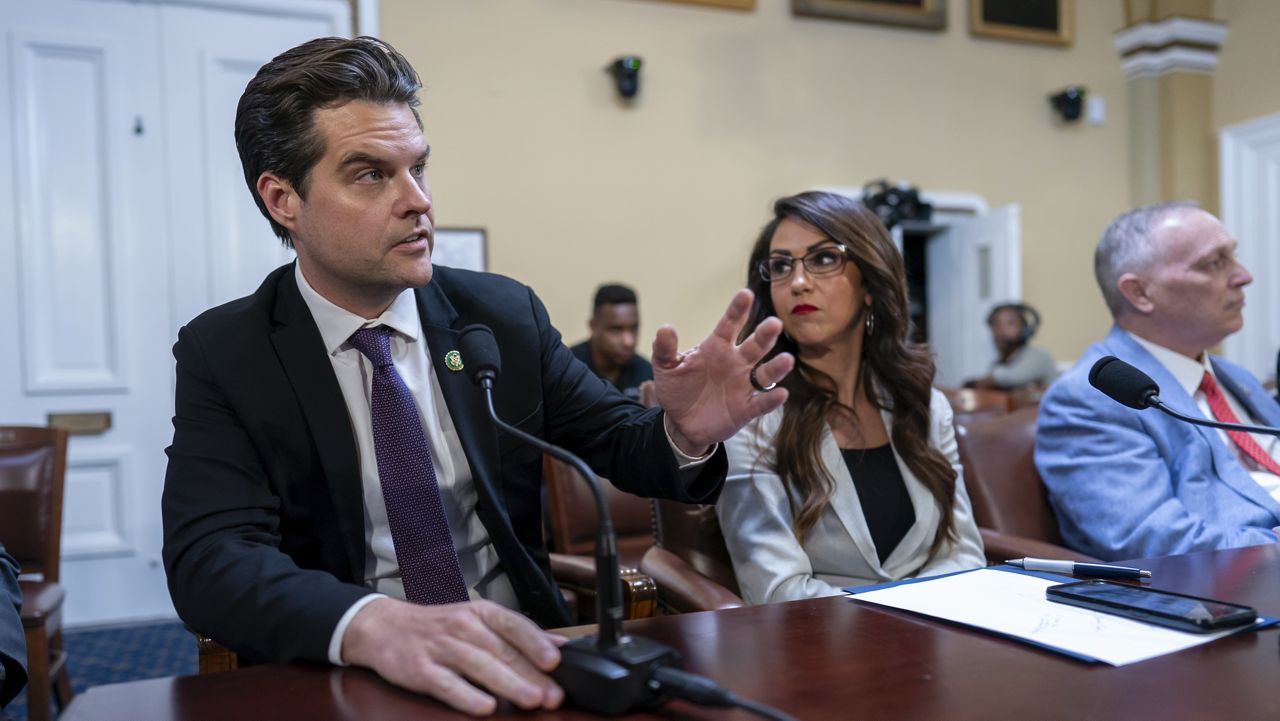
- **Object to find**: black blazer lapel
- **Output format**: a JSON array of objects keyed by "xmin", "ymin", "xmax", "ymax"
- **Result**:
[
  {"xmin": 269, "ymin": 268, "xmax": 366, "ymax": 583},
  {"xmin": 415, "ymin": 280, "xmax": 566, "ymax": 625}
]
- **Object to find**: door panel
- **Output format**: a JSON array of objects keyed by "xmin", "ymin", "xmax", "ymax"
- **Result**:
[
  {"xmin": 1, "ymin": 0, "xmax": 174, "ymax": 624},
  {"xmin": 0, "ymin": 0, "xmax": 348, "ymax": 627}
]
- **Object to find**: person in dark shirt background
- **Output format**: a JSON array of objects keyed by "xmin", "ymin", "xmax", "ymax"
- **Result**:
[{"xmin": 570, "ymin": 284, "xmax": 654, "ymax": 401}]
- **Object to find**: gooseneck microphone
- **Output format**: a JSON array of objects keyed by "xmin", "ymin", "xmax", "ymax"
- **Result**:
[
  {"xmin": 455, "ymin": 324, "xmax": 796, "ymax": 721},
  {"xmin": 1089, "ymin": 355, "xmax": 1280, "ymax": 437}
]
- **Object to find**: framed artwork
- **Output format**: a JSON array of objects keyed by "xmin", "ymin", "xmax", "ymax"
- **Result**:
[
  {"xmin": 970, "ymin": 0, "xmax": 1073, "ymax": 46},
  {"xmin": 432, "ymin": 228, "xmax": 487, "ymax": 272},
  {"xmin": 652, "ymin": 0, "xmax": 756, "ymax": 10},
  {"xmin": 791, "ymin": 0, "xmax": 947, "ymax": 31}
]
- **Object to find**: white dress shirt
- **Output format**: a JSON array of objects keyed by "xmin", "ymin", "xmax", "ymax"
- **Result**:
[
  {"xmin": 295, "ymin": 266, "xmax": 517, "ymax": 664},
  {"xmin": 1129, "ymin": 333, "xmax": 1280, "ymax": 505}
]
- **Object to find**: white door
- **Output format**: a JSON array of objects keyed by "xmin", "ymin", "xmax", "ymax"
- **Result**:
[
  {"xmin": 159, "ymin": 3, "xmax": 336, "ymax": 328},
  {"xmin": 0, "ymin": 0, "xmax": 175, "ymax": 624},
  {"xmin": 926, "ymin": 205, "xmax": 1022, "ymax": 387},
  {"xmin": 0, "ymin": 0, "xmax": 347, "ymax": 627}
]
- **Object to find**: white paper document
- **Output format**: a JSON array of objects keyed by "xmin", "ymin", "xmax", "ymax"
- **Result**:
[{"xmin": 851, "ymin": 568, "xmax": 1263, "ymax": 666}]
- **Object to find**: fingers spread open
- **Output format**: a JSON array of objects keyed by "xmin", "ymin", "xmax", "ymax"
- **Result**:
[
  {"xmin": 737, "ymin": 315, "xmax": 784, "ymax": 363},
  {"xmin": 708, "ymin": 289, "xmax": 755, "ymax": 344}
]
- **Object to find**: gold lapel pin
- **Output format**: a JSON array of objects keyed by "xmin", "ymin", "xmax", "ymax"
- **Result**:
[{"xmin": 444, "ymin": 350, "xmax": 464, "ymax": 372}]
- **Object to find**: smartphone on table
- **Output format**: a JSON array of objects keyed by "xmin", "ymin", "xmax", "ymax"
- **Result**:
[{"xmin": 1046, "ymin": 580, "xmax": 1257, "ymax": 633}]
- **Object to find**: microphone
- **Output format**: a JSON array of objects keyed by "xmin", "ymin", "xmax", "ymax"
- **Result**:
[
  {"xmin": 454, "ymin": 325, "xmax": 680, "ymax": 714},
  {"xmin": 1088, "ymin": 355, "xmax": 1280, "ymax": 437}
]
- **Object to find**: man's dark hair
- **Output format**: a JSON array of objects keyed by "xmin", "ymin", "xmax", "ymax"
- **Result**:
[
  {"xmin": 592, "ymin": 284, "xmax": 638, "ymax": 313},
  {"xmin": 234, "ymin": 36, "xmax": 422, "ymax": 247}
]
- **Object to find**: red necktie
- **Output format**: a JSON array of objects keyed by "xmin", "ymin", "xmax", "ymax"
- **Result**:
[{"xmin": 1198, "ymin": 371, "xmax": 1280, "ymax": 476}]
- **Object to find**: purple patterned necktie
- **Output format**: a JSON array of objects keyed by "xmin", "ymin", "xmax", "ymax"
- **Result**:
[{"xmin": 348, "ymin": 326, "xmax": 469, "ymax": 605}]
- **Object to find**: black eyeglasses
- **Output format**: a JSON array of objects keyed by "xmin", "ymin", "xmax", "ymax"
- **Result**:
[{"xmin": 758, "ymin": 244, "xmax": 852, "ymax": 283}]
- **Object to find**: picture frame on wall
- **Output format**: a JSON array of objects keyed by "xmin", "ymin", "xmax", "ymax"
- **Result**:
[
  {"xmin": 790, "ymin": 0, "xmax": 947, "ymax": 32},
  {"xmin": 970, "ymin": 0, "xmax": 1073, "ymax": 47},
  {"xmin": 432, "ymin": 228, "xmax": 487, "ymax": 272}
]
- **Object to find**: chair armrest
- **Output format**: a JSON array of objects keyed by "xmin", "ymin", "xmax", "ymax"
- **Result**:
[
  {"xmin": 979, "ymin": 527, "xmax": 1101, "ymax": 564},
  {"xmin": 549, "ymin": 553, "xmax": 658, "ymax": 620},
  {"xmin": 17, "ymin": 580, "xmax": 64, "ymax": 628},
  {"xmin": 186, "ymin": 625, "xmax": 239, "ymax": 675},
  {"xmin": 639, "ymin": 546, "xmax": 744, "ymax": 613}
]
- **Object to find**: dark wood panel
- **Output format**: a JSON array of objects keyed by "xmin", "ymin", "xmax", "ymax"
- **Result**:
[{"xmin": 62, "ymin": 545, "xmax": 1280, "ymax": 720}]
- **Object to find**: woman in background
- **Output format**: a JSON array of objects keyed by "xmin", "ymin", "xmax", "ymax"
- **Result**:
[{"xmin": 718, "ymin": 191, "xmax": 985, "ymax": 604}]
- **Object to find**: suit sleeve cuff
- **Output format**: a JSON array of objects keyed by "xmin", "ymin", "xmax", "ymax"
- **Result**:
[
  {"xmin": 328, "ymin": 593, "xmax": 386, "ymax": 666},
  {"xmin": 663, "ymin": 414, "xmax": 718, "ymax": 468}
]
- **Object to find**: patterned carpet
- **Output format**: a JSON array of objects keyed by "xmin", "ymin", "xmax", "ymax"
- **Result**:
[{"xmin": 5, "ymin": 621, "xmax": 196, "ymax": 721}]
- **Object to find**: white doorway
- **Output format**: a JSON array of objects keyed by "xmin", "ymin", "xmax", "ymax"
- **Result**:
[
  {"xmin": 1220, "ymin": 111, "xmax": 1280, "ymax": 382},
  {"xmin": 819, "ymin": 188, "xmax": 1022, "ymax": 387},
  {"xmin": 0, "ymin": 0, "xmax": 349, "ymax": 627}
]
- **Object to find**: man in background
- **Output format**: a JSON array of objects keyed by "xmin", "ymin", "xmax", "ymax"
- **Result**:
[
  {"xmin": 1036, "ymin": 201, "xmax": 1280, "ymax": 560},
  {"xmin": 967, "ymin": 302, "xmax": 1057, "ymax": 391},
  {"xmin": 0, "ymin": 543, "xmax": 26, "ymax": 715},
  {"xmin": 571, "ymin": 284, "xmax": 653, "ymax": 401}
]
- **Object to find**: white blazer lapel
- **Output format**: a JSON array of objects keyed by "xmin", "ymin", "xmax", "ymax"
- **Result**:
[{"xmin": 874, "ymin": 407, "xmax": 939, "ymax": 577}]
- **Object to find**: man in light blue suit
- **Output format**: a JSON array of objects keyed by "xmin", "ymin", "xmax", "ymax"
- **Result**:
[{"xmin": 1036, "ymin": 201, "xmax": 1280, "ymax": 561}]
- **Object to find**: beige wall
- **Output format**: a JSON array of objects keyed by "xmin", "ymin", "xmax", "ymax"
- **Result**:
[
  {"xmin": 1215, "ymin": 1, "xmax": 1280, "ymax": 131},
  {"xmin": 381, "ymin": 0, "xmax": 1130, "ymax": 364}
]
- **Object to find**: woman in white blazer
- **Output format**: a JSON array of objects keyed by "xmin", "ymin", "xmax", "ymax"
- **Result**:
[{"xmin": 719, "ymin": 191, "xmax": 985, "ymax": 604}]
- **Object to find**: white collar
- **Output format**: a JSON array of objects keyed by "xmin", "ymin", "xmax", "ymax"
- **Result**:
[
  {"xmin": 294, "ymin": 263, "xmax": 422, "ymax": 355},
  {"xmin": 1126, "ymin": 331, "xmax": 1215, "ymax": 397}
]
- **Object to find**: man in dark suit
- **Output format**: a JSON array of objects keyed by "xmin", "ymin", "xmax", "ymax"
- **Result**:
[
  {"xmin": 161, "ymin": 37, "xmax": 793, "ymax": 716},
  {"xmin": 0, "ymin": 544, "xmax": 26, "ymax": 713}
]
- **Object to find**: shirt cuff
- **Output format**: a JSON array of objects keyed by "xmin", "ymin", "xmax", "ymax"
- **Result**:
[
  {"xmin": 663, "ymin": 414, "xmax": 717, "ymax": 468},
  {"xmin": 327, "ymin": 593, "xmax": 387, "ymax": 666}
]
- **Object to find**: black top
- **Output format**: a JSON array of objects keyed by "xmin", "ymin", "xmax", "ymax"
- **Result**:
[
  {"xmin": 840, "ymin": 444, "xmax": 915, "ymax": 565},
  {"xmin": 570, "ymin": 341, "xmax": 654, "ymax": 401}
]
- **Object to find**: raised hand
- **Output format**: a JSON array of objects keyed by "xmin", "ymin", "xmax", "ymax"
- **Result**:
[{"xmin": 651, "ymin": 289, "xmax": 794, "ymax": 453}]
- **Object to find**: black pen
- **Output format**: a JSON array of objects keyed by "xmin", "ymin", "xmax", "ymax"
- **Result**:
[{"xmin": 1005, "ymin": 557, "xmax": 1152, "ymax": 579}]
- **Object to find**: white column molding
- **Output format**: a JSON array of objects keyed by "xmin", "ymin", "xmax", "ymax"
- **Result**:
[{"xmin": 1113, "ymin": 16, "xmax": 1228, "ymax": 79}]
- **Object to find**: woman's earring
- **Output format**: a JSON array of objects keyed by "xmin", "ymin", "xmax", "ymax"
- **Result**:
[{"xmin": 864, "ymin": 308, "xmax": 875, "ymax": 337}]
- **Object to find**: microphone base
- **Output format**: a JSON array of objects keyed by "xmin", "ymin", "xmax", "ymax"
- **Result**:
[{"xmin": 552, "ymin": 634, "xmax": 681, "ymax": 715}]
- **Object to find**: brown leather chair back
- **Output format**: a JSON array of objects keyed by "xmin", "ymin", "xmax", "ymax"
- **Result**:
[
  {"xmin": 0, "ymin": 426, "xmax": 67, "ymax": 583},
  {"xmin": 651, "ymin": 499, "xmax": 738, "ymax": 594},
  {"xmin": 0, "ymin": 425, "xmax": 74, "ymax": 720},
  {"xmin": 543, "ymin": 455, "xmax": 655, "ymax": 568},
  {"xmin": 955, "ymin": 406, "xmax": 1064, "ymax": 543}
]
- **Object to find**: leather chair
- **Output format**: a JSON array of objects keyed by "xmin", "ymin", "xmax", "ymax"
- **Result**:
[
  {"xmin": 639, "ymin": 499, "xmax": 744, "ymax": 614},
  {"xmin": 941, "ymin": 386, "xmax": 1013, "ymax": 429},
  {"xmin": 543, "ymin": 454, "xmax": 658, "ymax": 622},
  {"xmin": 0, "ymin": 426, "xmax": 74, "ymax": 721},
  {"xmin": 953, "ymin": 407, "xmax": 1100, "ymax": 563}
]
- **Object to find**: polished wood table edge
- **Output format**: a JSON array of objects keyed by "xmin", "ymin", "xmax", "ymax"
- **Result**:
[{"xmin": 59, "ymin": 545, "xmax": 1280, "ymax": 721}]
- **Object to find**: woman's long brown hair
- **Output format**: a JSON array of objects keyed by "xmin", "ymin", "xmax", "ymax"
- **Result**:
[{"xmin": 742, "ymin": 191, "xmax": 957, "ymax": 555}]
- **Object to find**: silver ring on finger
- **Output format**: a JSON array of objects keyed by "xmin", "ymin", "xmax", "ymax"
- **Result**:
[{"xmin": 749, "ymin": 365, "xmax": 777, "ymax": 393}]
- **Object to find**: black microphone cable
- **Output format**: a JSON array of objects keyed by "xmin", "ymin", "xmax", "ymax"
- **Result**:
[{"xmin": 648, "ymin": 666, "xmax": 798, "ymax": 721}]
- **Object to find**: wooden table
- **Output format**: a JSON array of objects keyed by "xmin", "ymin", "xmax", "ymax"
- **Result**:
[{"xmin": 61, "ymin": 545, "xmax": 1280, "ymax": 720}]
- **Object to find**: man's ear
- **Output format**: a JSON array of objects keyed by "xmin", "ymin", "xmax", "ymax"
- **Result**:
[
  {"xmin": 1116, "ymin": 272, "xmax": 1155, "ymax": 314},
  {"xmin": 257, "ymin": 171, "xmax": 300, "ymax": 235}
]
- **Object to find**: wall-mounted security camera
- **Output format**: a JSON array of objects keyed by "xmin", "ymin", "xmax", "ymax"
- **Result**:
[
  {"xmin": 607, "ymin": 56, "xmax": 642, "ymax": 100},
  {"xmin": 1048, "ymin": 86, "xmax": 1087, "ymax": 122}
]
